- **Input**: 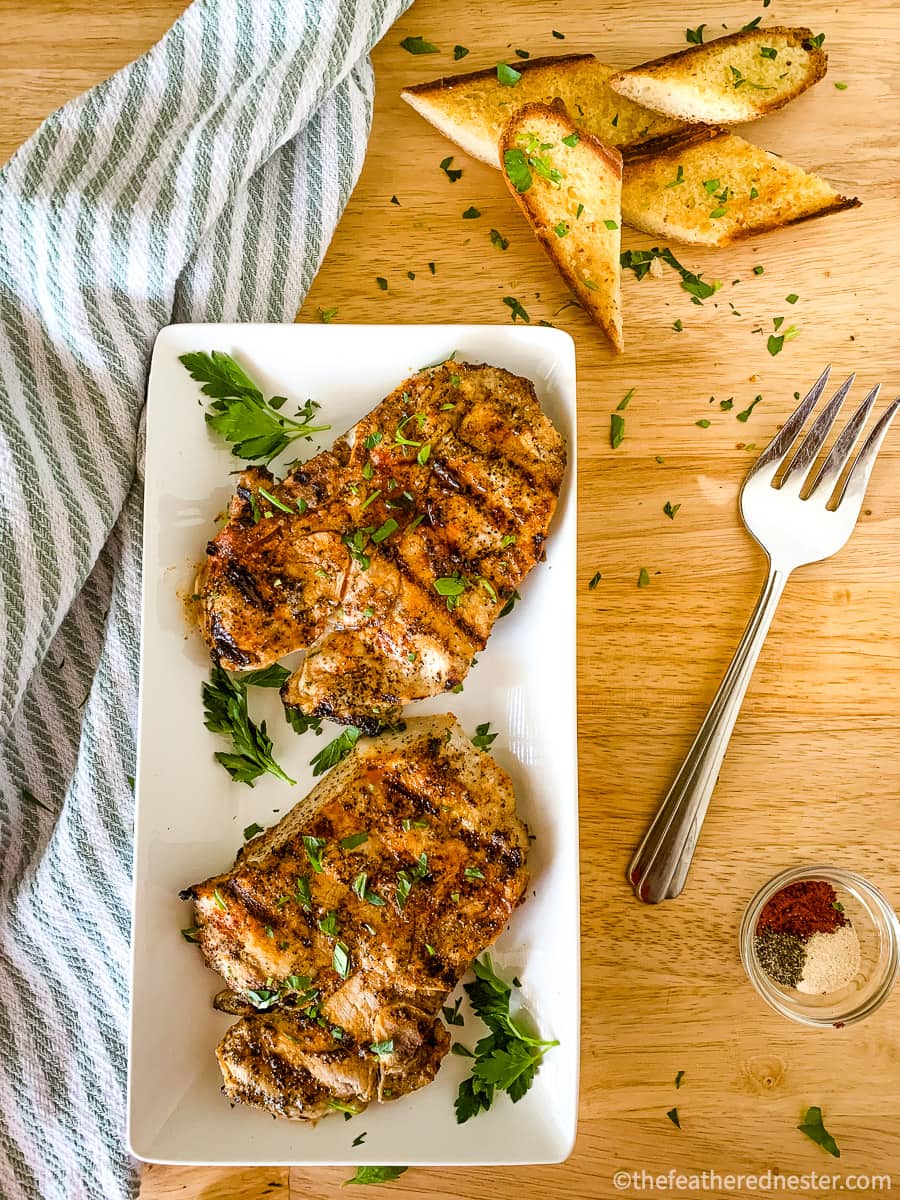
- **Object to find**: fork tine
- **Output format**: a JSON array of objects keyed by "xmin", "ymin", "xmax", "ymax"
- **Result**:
[
  {"xmin": 780, "ymin": 374, "xmax": 855, "ymax": 491},
  {"xmin": 806, "ymin": 383, "xmax": 881, "ymax": 502},
  {"xmin": 834, "ymin": 396, "xmax": 900, "ymax": 511},
  {"xmin": 745, "ymin": 365, "xmax": 831, "ymax": 483}
]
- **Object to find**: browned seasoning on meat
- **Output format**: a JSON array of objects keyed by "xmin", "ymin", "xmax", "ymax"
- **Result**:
[
  {"xmin": 180, "ymin": 715, "xmax": 529, "ymax": 1121},
  {"xmin": 197, "ymin": 361, "xmax": 566, "ymax": 732}
]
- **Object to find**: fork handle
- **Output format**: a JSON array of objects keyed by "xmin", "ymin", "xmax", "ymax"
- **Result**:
[{"xmin": 628, "ymin": 565, "xmax": 789, "ymax": 903}]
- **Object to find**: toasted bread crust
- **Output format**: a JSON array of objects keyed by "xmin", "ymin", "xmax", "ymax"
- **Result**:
[
  {"xmin": 610, "ymin": 27, "xmax": 827, "ymax": 125},
  {"xmin": 401, "ymin": 53, "xmax": 597, "ymax": 98},
  {"xmin": 712, "ymin": 194, "xmax": 862, "ymax": 245},
  {"xmin": 500, "ymin": 103, "xmax": 624, "ymax": 351},
  {"xmin": 620, "ymin": 123, "xmax": 726, "ymax": 163}
]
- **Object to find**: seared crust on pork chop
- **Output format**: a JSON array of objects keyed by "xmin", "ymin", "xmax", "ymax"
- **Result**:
[
  {"xmin": 181, "ymin": 715, "xmax": 529, "ymax": 1120},
  {"xmin": 198, "ymin": 361, "xmax": 566, "ymax": 730}
]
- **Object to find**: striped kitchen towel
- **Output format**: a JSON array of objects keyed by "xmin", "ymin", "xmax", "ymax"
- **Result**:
[{"xmin": 0, "ymin": 1, "xmax": 411, "ymax": 1196}]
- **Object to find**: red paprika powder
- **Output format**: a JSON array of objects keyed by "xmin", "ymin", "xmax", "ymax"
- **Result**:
[{"xmin": 757, "ymin": 879, "xmax": 847, "ymax": 940}]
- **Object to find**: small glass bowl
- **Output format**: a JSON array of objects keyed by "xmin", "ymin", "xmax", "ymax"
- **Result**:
[{"xmin": 740, "ymin": 865, "xmax": 900, "ymax": 1027}]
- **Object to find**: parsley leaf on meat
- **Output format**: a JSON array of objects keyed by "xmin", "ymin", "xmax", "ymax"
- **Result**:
[{"xmin": 498, "ymin": 589, "xmax": 520, "ymax": 618}]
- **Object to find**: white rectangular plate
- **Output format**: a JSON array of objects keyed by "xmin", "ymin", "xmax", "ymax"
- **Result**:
[{"xmin": 129, "ymin": 323, "xmax": 579, "ymax": 1167}]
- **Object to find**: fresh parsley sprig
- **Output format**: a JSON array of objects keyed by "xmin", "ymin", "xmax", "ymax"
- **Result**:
[
  {"xmin": 179, "ymin": 350, "xmax": 330, "ymax": 462},
  {"xmin": 454, "ymin": 955, "xmax": 558, "ymax": 1123},
  {"xmin": 202, "ymin": 664, "xmax": 295, "ymax": 786}
]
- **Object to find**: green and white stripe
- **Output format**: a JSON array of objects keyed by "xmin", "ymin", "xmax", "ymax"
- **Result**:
[{"xmin": 0, "ymin": 1, "xmax": 409, "ymax": 1195}]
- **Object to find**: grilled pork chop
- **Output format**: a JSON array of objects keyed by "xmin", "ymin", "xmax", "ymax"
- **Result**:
[
  {"xmin": 199, "ymin": 361, "xmax": 566, "ymax": 732},
  {"xmin": 181, "ymin": 715, "xmax": 529, "ymax": 1120}
]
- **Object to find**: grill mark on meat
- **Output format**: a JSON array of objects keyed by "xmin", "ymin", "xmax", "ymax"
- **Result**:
[
  {"xmin": 382, "ymin": 775, "xmax": 442, "ymax": 819},
  {"xmin": 199, "ymin": 363, "xmax": 565, "ymax": 722},
  {"xmin": 209, "ymin": 614, "xmax": 253, "ymax": 666},
  {"xmin": 426, "ymin": 452, "xmax": 542, "ymax": 539},
  {"xmin": 370, "ymin": 540, "xmax": 485, "ymax": 646},
  {"xmin": 222, "ymin": 558, "xmax": 267, "ymax": 609}
]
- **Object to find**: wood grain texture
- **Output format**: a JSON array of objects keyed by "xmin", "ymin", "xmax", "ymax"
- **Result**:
[{"xmin": 3, "ymin": 1, "xmax": 900, "ymax": 1196}]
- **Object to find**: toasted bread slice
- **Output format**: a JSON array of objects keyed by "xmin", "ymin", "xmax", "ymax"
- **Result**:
[
  {"xmin": 401, "ymin": 54, "xmax": 687, "ymax": 166},
  {"xmin": 500, "ymin": 103, "xmax": 623, "ymax": 352},
  {"xmin": 621, "ymin": 129, "xmax": 860, "ymax": 246},
  {"xmin": 610, "ymin": 28, "xmax": 827, "ymax": 125}
]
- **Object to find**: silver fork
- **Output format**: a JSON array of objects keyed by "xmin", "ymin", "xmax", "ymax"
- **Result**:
[{"xmin": 629, "ymin": 367, "xmax": 900, "ymax": 904}]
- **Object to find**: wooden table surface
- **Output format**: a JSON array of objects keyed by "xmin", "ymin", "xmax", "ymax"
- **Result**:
[{"xmin": 4, "ymin": 1, "xmax": 900, "ymax": 1197}]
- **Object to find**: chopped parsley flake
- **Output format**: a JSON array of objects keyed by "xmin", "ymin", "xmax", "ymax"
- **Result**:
[
  {"xmin": 496, "ymin": 62, "xmax": 522, "ymax": 87},
  {"xmin": 440, "ymin": 156, "xmax": 463, "ymax": 183},
  {"xmin": 303, "ymin": 835, "xmax": 326, "ymax": 873},
  {"xmin": 471, "ymin": 722, "xmax": 498, "ymax": 752},
  {"xmin": 332, "ymin": 942, "xmax": 351, "ymax": 979},
  {"xmin": 399, "ymin": 36, "xmax": 438, "ymax": 54},
  {"xmin": 737, "ymin": 395, "xmax": 763, "ymax": 422},
  {"xmin": 502, "ymin": 295, "xmax": 530, "ymax": 323},
  {"xmin": 610, "ymin": 412, "xmax": 625, "ymax": 449}
]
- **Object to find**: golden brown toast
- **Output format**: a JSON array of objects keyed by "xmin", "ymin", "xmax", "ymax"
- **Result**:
[
  {"xmin": 621, "ymin": 128, "xmax": 860, "ymax": 246},
  {"xmin": 500, "ymin": 102, "xmax": 624, "ymax": 351},
  {"xmin": 610, "ymin": 27, "xmax": 827, "ymax": 125},
  {"xmin": 401, "ymin": 54, "xmax": 687, "ymax": 165}
]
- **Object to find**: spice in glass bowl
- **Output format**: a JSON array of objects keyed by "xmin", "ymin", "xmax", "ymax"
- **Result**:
[{"xmin": 754, "ymin": 879, "xmax": 861, "ymax": 994}]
